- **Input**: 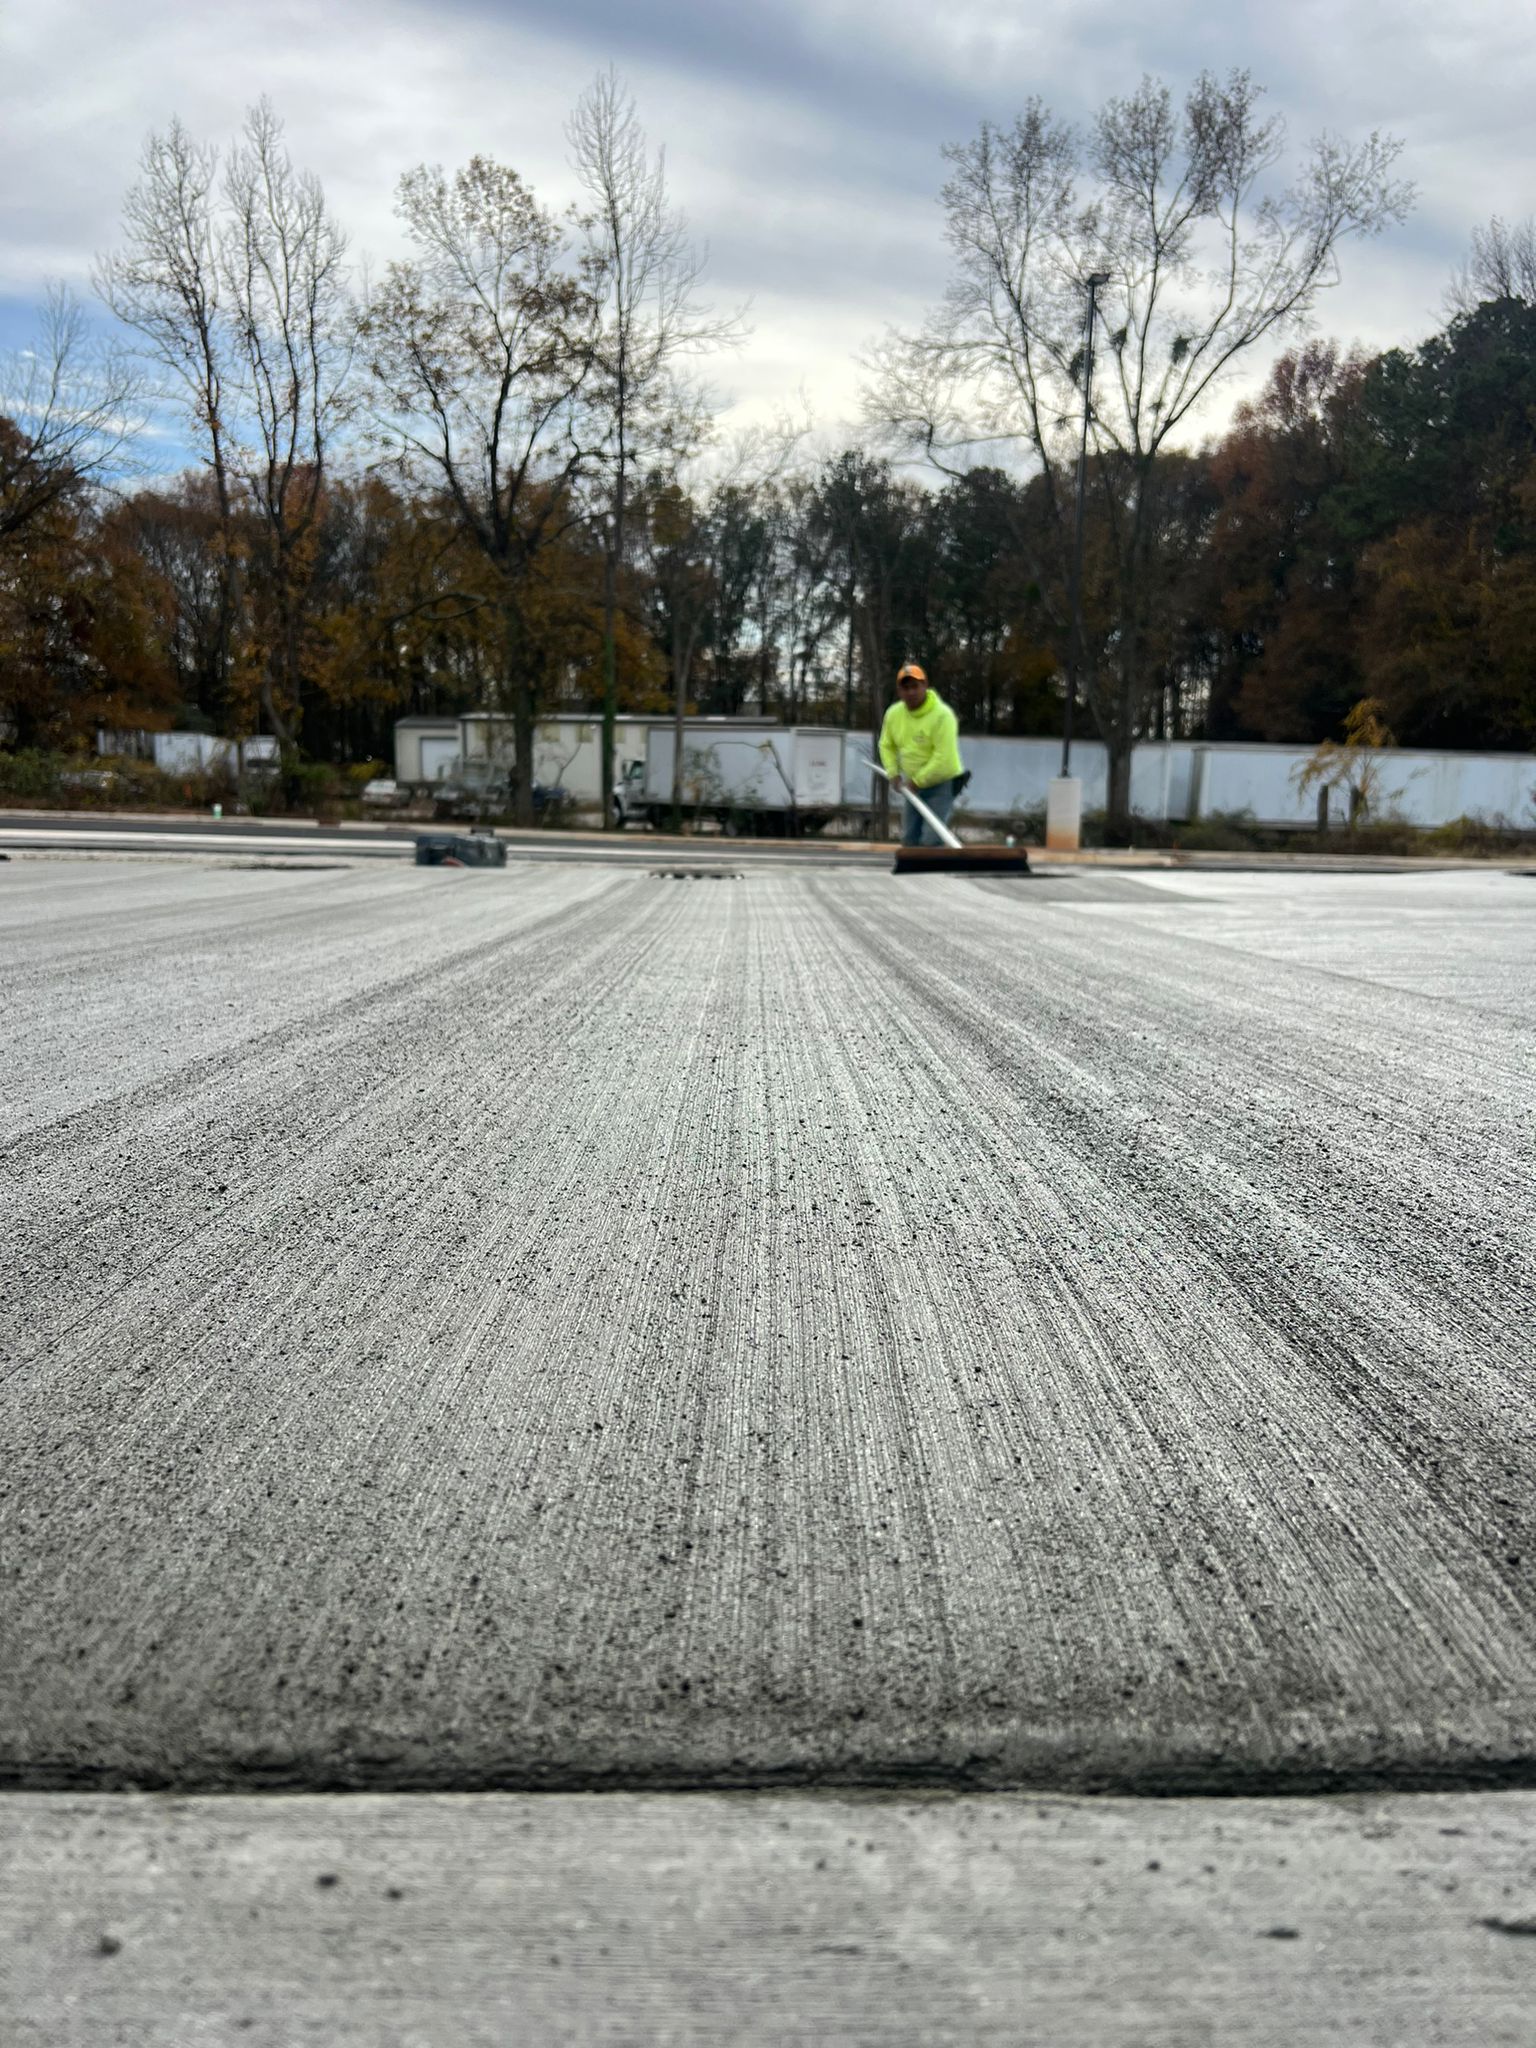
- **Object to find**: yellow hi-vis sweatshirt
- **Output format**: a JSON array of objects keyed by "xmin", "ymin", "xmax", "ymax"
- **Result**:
[{"xmin": 878, "ymin": 689, "xmax": 963, "ymax": 788}]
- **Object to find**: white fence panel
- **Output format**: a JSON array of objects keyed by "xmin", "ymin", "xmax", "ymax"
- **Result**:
[
  {"xmin": 1370, "ymin": 750, "xmax": 1536, "ymax": 828},
  {"xmin": 1191, "ymin": 747, "xmax": 1317, "ymax": 827},
  {"xmin": 1189, "ymin": 745, "xmax": 1536, "ymax": 828},
  {"xmin": 397, "ymin": 713, "xmax": 1536, "ymax": 828}
]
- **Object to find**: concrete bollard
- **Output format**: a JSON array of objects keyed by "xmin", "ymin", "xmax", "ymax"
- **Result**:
[{"xmin": 1046, "ymin": 776, "xmax": 1082, "ymax": 852}]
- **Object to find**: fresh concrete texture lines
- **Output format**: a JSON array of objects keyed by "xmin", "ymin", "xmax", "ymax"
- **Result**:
[
  {"xmin": 2, "ymin": 861, "xmax": 1533, "ymax": 1791},
  {"xmin": 6, "ymin": 1790, "xmax": 1536, "ymax": 2047}
]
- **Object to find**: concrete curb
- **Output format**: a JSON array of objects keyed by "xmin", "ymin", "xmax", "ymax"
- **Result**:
[{"xmin": 4, "ymin": 1790, "xmax": 1535, "ymax": 2045}]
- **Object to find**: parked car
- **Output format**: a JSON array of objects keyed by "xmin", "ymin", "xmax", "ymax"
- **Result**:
[{"xmin": 431, "ymin": 777, "xmax": 570, "ymax": 822}]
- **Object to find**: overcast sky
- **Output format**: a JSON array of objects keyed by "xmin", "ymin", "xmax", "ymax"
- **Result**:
[{"xmin": 3, "ymin": 0, "xmax": 1532, "ymax": 457}]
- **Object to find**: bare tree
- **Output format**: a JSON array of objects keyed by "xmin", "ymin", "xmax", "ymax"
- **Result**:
[
  {"xmin": 363, "ymin": 156, "xmax": 600, "ymax": 824},
  {"xmin": 866, "ymin": 71, "xmax": 1411, "ymax": 831},
  {"xmin": 97, "ymin": 120, "xmax": 244, "ymax": 727},
  {"xmin": 0, "ymin": 285, "xmax": 141, "ymax": 545},
  {"xmin": 97, "ymin": 121, "xmax": 229, "ymax": 497},
  {"xmin": 97, "ymin": 105, "xmax": 353, "ymax": 746},
  {"xmin": 568, "ymin": 69, "xmax": 743, "ymax": 825},
  {"xmin": 654, "ymin": 422, "xmax": 805, "ymax": 811},
  {"xmin": 1447, "ymin": 215, "xmax": 1536, "ymax": 316},
  {"xmin": 221, "ymin": 100, "xmax": 354, "ymax": 742}
]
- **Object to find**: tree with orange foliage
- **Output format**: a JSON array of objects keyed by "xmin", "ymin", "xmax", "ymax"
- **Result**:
[{"xmin": 0, "ymin": 487, "xmax": 176, "ymax": 750}]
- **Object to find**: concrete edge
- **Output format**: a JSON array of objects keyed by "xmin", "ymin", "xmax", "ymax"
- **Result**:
[{"xmin": 3, "ymin": 1790, "xmax": 1535, "ymax": 2046}]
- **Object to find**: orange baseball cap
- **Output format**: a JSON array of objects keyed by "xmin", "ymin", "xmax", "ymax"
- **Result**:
[{"xmin": 896, "ymin": 662, "xmax": 928, "ymax": 684}]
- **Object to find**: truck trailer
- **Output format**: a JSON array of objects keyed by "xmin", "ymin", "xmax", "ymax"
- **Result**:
[{"xmin": 616, "ymin": 725, "xmax": 846, "ymax": 835}]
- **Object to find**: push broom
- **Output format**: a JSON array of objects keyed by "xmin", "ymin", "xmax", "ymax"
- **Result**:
[{"xmin": 866, "ymin": 760, "xmax": 1032, "ymax": 877}]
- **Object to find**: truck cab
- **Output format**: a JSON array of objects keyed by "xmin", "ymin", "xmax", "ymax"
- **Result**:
[{"xmin": 612, "ymin": 758, "xmax": 648, "ymax": 828}]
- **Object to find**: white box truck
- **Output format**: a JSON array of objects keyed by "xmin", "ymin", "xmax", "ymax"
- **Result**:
[{"xmin": 617, "ymin": 725, "xmax": 845, "ymax": 835}]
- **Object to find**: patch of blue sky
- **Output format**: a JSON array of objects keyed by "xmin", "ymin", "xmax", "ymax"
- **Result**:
[{"xmin": 0, "ymin": 292, "xmax": 193, "ymax": 486}]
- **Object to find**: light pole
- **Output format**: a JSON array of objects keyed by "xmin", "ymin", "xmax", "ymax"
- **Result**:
[
  {"xmin": 600, "ymin": 512, "xmax": 617, "ymax": 828},
  {"xmin": 1047, "ymin": 269, "xmax": 1108, "ymax": 853},
  {"xmin": 1062, "ymin": 270, "xmax": 1109, "ymax": 775}
]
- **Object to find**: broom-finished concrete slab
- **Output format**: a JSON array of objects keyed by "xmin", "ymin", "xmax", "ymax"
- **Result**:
[
  {"xmin": 2, "ymin": 860, "xmax": 1533, "ymax": 1791},
  {"xmin": 4, "ymin": 1790, "xmax": 1536, "ymax": 2046}
]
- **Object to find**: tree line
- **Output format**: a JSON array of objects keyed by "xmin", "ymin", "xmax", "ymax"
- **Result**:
[{"xmin": 2, "ymin": 73, "xmax": 1531, "ymax": 829}]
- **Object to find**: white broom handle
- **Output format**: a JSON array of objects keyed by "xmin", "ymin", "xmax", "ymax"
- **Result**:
[{"xmin": 864, "ymin": 758, "xmax": 963, "ymax": 850}]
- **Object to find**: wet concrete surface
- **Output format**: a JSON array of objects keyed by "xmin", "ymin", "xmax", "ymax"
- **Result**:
[
  {"xmin": 5, "ymin": 1789, "xmax": 1536, "ymax": 2045},
  {"xmin": 2, "ymin": 859, "xmax": 1533, "ymax": 1792},
  {"xmin": 0, "ymin": 810, "xmax": 893, "ymax": 866}
]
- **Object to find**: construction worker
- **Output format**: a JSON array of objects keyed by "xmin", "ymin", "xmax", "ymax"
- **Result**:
[{"xmin": 878, "ymin": 662, "xmax": 965, "ymax": 846}]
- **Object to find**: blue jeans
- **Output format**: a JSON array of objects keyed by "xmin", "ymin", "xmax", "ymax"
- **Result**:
[{"xmin": 900, "ymin": 775, "xmax": 961, "ymax": 847}]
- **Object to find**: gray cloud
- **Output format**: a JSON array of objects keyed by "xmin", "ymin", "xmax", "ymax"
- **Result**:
[{"xmin": 3, "ymin": 0, "xmax": 1531, "ymax": 444}]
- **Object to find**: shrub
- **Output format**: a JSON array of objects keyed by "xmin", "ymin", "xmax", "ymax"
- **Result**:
[
  {"xmin": 1418, "ymin": 813, "xmax": 1536, "ymax": 856},
  {"xmin": 281, "ymin": 759, "xmax": 339, "ymax": 813},
  {"xmin": 1172, "ymin": 809, "xmax": 1273, "ymax": 853},
  {"xmin": 0, "ymin": 749, "xmax": 236, "ymax": 811},
  {"xmin": 999, "ymin": 804, "xmax": 1047, "ymax": 844},
  {"xmin": 0, "ymin": 750, "xmax": 72, "ymax": 801}
]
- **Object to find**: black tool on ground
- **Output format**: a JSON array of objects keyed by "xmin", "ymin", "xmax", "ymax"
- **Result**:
[
  {"xmin": 414, "ymin": 831, "xmax": 507, "ymax": 868},
  {"xmin": 892, "ymin": 842, "xmax": 1036, "ymax": 876},
  {"xmin": 865, "ymin": 760, "xmax": 1032, "ymax": 877}
]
